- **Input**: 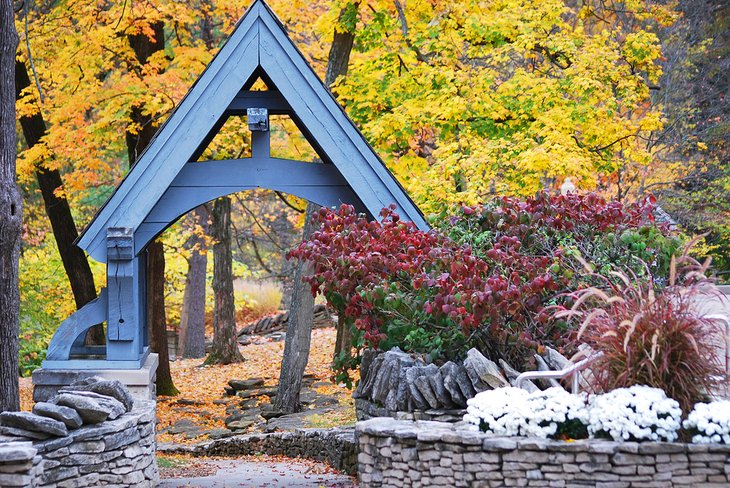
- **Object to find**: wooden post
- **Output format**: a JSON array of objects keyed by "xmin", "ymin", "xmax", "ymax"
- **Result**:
[{"xmin": 105, "ymin": 228, "xmax": 143, "ymax": 362}]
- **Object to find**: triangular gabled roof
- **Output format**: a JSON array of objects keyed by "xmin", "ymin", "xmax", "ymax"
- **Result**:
[{"xmin": 77, "ymin": 0, "xmax": 427, "ymax": 263}]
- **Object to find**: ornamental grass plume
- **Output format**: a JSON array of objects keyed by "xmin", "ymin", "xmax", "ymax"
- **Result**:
[{"xmin": 557, "ymin": 243, "xmax": 726, "ymax": 414}]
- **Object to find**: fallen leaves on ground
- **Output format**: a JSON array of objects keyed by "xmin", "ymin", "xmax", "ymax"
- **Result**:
[
  {"xmin": 19, "ymin": 377, "xmax": 33, "ymax": 411},
  {"xmin": 157, "ymin": 454, "xmax": 219, "ymax": 479},
  {"xmin": 17, "ymin": 327, "xmax": 358, "ymax": 444},
  {"xmin": 156, "ymin": 327, "xmax": 356, "ymax": 444}
]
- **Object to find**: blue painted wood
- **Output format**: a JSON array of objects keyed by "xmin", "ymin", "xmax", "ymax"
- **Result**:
[
  {"xmin": 251, "ymin": 130, "xmax": 270, "ymax": 158},
  {"xmin": 137, "ymin": 251, "xmax": 148, "ymax": 354},
  {"xmin": 104, "ymin": 229, "xmax": 145, "ymax": 364},
  {"xmin": 77, "ymin": 6, "xmax": 263, "ymax": 262},
  {"xmin": 147, "ymin": 184, "xmax": 360, "ymax": 222},
  {"xmin": 256, "ymin": 9, "xmax": 428, "ymax": 230},
  {"xmin": 43, "ymin": 347, "xmax": 150, "ymax": 370},
  {"xmin": 107, "ymin": 229, "xmax": 136, "ymax": 343},
  {"xmin": 227, "ymin": 90, "xmax": 290, "ymax": 115},
  {"xmin": 76, "ymin": 0, "xmax": 427, "ymax": 264},
  {"xmin": 45, "ymin": 288, "xmax": 108, "ymax": 362},
  {"xmin": 180, "ymin": 158, "xmax": 347, "ymax": 187},
  {"xmin": 136, "ymin": 184, "xmax": 365, "ymax": 253}
]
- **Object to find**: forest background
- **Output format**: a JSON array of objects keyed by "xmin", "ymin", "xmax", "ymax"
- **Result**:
[{"xmin": 13, "ymin": 0, "xmax": 729, "ymax": 374}]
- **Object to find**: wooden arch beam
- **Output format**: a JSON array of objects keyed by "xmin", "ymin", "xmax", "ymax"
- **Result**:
[{"xmin": 134, "ymin": 157, "xmax": 368, "ymax": 253}]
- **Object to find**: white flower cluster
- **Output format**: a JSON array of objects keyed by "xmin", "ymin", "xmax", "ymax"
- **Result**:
[
  {"xmin": 464, "ymin": 387, "xmax": 529, "ymax": 437},
  {"xmin": 683, "ymin": 401, "xmax": 730, "ymax": 444},
  {"xmin": 523, "ymin": 387, "xmax": 589, "ymax": 438},
  {"xmin": 587, "ymin": 385, "xmax": 682, "ymax": 442},
  {"xmin": 464, "ymin": 387, "xmax": 588, "ymax": 439}
]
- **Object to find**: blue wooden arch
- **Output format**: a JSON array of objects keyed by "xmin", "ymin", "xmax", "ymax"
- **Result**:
[{"xmin": 43, "ymin": 0, "xmax": 426, "ymax": 370}]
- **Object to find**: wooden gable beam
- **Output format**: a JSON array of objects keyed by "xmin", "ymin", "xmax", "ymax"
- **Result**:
[
  {"xmin": 256, "ymin": 8, "xmax": 428, "ymax": 230},
  {"xmin": 76, "ymin": 5, "xmax": 263, "ymax": 262},
  {"xmin": 226, "ymin": 90, "xmax": 290, "ymax": 115},
  {"xmin": 133, "ymin": 157, "xmax": 368, "ymax": 253}
]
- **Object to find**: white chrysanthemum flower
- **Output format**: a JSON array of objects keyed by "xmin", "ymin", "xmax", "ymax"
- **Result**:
[
  {"xmin": 463, "ymin": 386, "xmax": 589, "ymax": 439},
  {"xmin": 587, "ymin": 386, "xmax": 681, "ymax": 442},
  {"xmin": 683, "ymin": 401, "xmax": 730, "ymax": 444}
]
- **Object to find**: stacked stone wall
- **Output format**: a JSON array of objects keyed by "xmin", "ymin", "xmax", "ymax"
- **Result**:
[
  {"xmin": 0, "ymin": 400, "xmax": 158, "ymax": 487},
  {"xmin": 357, "ymin": 418, "xmax": 730, "ymax": 487}
]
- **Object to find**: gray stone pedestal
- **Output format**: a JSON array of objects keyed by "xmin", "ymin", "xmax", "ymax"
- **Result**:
[{"xmin": 32, "ymin": 353, "xmax": 159, "ymax": 403}]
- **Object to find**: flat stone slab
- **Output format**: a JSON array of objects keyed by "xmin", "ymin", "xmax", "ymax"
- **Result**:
[
  {"xmin": 413, "ymin": 365, "xmax": 439, "ymax": 410},
  {"xmin": 57, "ymin": 390, "xmax": 125, "ymax": 420},
  {"xmin": 0, "ymin": 412, "xmax": 68, "ymax": 437},
  {"xmin": 0, "ymin": 443, "xmax": 36, "ymax": 463},
  {"xmin": 428, "ymin": 370, "xmax": 455, "ymax": 408},
  {"xmin": 0, "ymin": 426, "xmax": 50, "ymax": 440},
  {"xmin": 54, "ymin": 394, "xmax": 111, "ymax": 424},
  {"xmin": 33, "ymin": 402, "xmax": 83, "ymax": 429},
  {"xmin": 440, "ymin": 361, "xmax": 466, "ymax": 407},
  {"xmin": 228, "ymin": 379, "xmax": 265, "ymax": 391},
  {"xmin": 65, "ymin": 377, "xmax": 135, "ymax": 412},
  {"xmin": 463, "ymin": 348, "xmax": 509, "ymax": 390},
  {"xmin": 236, "ymin": 388, "xmax": 277, "ymax": 400},
  {"xmin": 405, "ymin": 366, "xmax": 429, "ymax": 410},
  {"xmin": 227, "ymin": 420, "xmax": 254, "ymax": 431}
]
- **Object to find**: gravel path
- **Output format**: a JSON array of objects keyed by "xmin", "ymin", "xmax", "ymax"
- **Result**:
[{"xmin": 159, "ymin": 459, "xmax": 356, "ymax": 488}]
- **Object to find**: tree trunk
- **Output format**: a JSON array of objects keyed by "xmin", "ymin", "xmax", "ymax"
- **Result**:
[
  {"xmin": 14, "ymin": 60, "xmax": 102, "ymax": 344},
  {"xmin": 333, "ymin": 312, "xmax": 353, "ymax": 359},
  {"xmin": 178, "ymin": 205, "xmax": 209, "ymax": 359},
  {"xmin": 275, "ymin": 4, "xmax": 358, "ymax": 413},
  {"xmin": 126, "ymin": 20, "xmax": 176, "ymax": 394},
  {"xmin": 147, "ymin": 240, "xmax": 178, "ymax": 395},
  {"xmin": 0, "ymin": 0, "xmax": 21, "ymax": 412},
  {"xmin": 274, "ymin": 203, "xmax": 319, "ymax": 412},
  {"xmin": 207, "ymin": 196, "xmax": 243, "ymax": 364},
  {"xmin": 326, "ymin": 4, "xmax": 358, "ymax": 365}
]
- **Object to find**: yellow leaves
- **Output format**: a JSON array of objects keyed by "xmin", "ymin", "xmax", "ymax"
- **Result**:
[
  {"xmin": 16, "ymin": 142, "xmax": 50, "ymax": 184},
  {"xmin": 341, "ymin": 0, "xmax": 677, "ymax": 206},
  {"xmin": 15, "ymin": 86, "xmax": 41, "ymax": 120},
  {"xmin": 622, "ymin": 31, "xmax": 663, "ymax": 83}
]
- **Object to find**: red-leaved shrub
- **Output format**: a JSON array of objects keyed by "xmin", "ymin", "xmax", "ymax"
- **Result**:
[{"xmin": 290, "ymin": 192, "xmax": 681, "ymax": 376}]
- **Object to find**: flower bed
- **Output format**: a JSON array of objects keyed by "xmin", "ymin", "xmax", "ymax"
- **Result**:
[
  {"xmin": 356, "ymin": 417, "xmax": 730, "ymax": 488},
  {"xmin": 465, "ymin": 385, "xmax": 730, "ymax": 446}
]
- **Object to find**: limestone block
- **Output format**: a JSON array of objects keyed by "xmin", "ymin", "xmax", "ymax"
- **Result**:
[
  {"xmin": 54, "ymin": 394, "xmax": 111, "ymax": 424},
  {"xmin": 462, "ymin": 349, "xmax": 508, "ymax": 393},
  {"xmin": 33, "ymin": 402, "xmax": 83, "ymax": 429},
  {"xmin": 56, "ymin": 390, "xmax": 125, "ymax": 420},
  {"xmin": 0, "ymin": 412, "xmax": 68, "ymax": 437},
  {"xmin": 65, "ymin": 377, "xmax": 135, "ymax": 412}
]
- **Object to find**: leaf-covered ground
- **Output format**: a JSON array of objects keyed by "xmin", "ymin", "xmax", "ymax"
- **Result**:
[
  {"xmin": 157, "ymin": 327, "xmax": 356, "ymax": 444},
  {"xmin": 19, "ymin": 327, "xmax": 357, "ymax": 444}
]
